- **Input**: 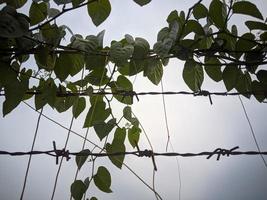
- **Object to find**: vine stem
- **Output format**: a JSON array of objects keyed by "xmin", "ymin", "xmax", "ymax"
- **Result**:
[{"xmin": 29, "ymin": 0, "xmax": 98, "ymax": 32}]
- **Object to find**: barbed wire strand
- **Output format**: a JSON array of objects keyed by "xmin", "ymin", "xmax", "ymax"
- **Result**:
[
  {"xmin": 2, "ymin": 89, "xmax": 266, "ymax": 98},
  {"xmin": 1, "ymin": 145, "xmax": 267, "ymax": 158},
  {"xmin": 238, "ymin": 96, "xmax": 267, "ymax": 168},
  {"xmin": 20, "ymin": 108, "xmax": 43, "ymax": 200}
]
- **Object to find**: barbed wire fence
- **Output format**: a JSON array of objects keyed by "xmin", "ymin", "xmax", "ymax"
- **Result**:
[{"xmin": 1, "ymin": 89, "xmax": 267, "ymax": 200}]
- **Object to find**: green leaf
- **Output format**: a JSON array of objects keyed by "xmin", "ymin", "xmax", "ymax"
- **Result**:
[
  {"xmin": 236, "ymin": 71, "xmax": 252, "ymax": 98},
  {"xmin": 75, "ymin": 149, "xmax": 90, "ymax": 170},
  {"xmin": 85, "ymin": 54, "xmax": 107, "ymax": 70},
  {"xmin": 35, "ymin": 79, "xmax": 57, "ymax": 110},
  {"xmin": 110, "ymin": 42, "xmax": 134, "ymax": 65},
  {"xmin": 167, "ymin": 10, "xmax": 179, "ymax": 24},
  {"xmin": 257, "ymin": 70, "xmax": 267, "ymax": 84},
  {"xmin": 41, "ymin": 23, "xmax": 64, "ymax": 46},
  {"xmin": 117, "ymin": 59, "xmax": 145, "ymax": 76},
  {"xmin": 157, "ymin": 27, "xmax": 170, "ymax": 42},
  {"xmin": 34, "ymin": 46, "xmax": 56, "ymax": 71},
  {"xmin": 235, "ymin": 33, "xmax": 255, "ymax": 57},
  {"xmin": 64, "ymin": 96, "xmax": 78, "ymax": 111},
  {"xmin": 94, "ymin": 118, "xmax": 116, "ymax": 141},
  {"xmin": 204, "ymin": 57, "xmax": 222, "ymax": 82},
  {"xmin": 29, "ymin": 2, "xmax": 47, "ymax": 26},
  {"xmin": 125, "ymin": 34, "xmax": 135, "ymax": 44},
  {"xmin": 93, "ymin": 166, "xmax": 112, "ymax": 193},
  {"xmin": 71, "ymin": 35, "xmax": 98, "ymax": 52},
  {"xmin": 72, "ymin": 0, "xmax": 85, "ymax": 7},
  {"xmin": 0, "ymin": 62, "xmax": 17, "ymax": 86},
  {"xmin": 48, "ymin": 8, "xmax": 60, "ymax": 18},
  {"xmin": 128, "ymin": 126, "xmax": 141, "ymax": 148},
  {"xmin": 54, "ymin": 53, "xmax": 84, "ymax": 82},
  {"xmin": 245, "ymin": 21, "xmax": 267, "ymax": 31},
  {"xmin": 153, "ymin": 38, "xmax": 173, "ymax": 57},
  {"xmin": 252, "ymin": 81, "xmax": 266, "ymax": 102},
  {"xmin": 123, "ymin": 106, "xmax": 132, "ymax": 121},
  {"xmin": 133, "ymin": 0, "xmax": 151, "ymax": 6},
  {"xmin": 113, "ymin": 127, "xmax": 126, "ymax": 144},
  {"xmin": 0, "ymin": 8, "xmax": 29, "ymax": 38},
  {"xmin": 144, "ymin": 58, "xmax": 163, "ymax": 85},
  {"xmin": 3, "ymin": 79, "xmax": 28, "ymax": 116},
  {"xmin": 233, "ymin": 1, "xmax": 263, "ymax": 20},
  {"xmin": 84, "ymin": 177, "xmax": 90, "ymax": 189},
  {"xmin": 260, "ymin": 32, "xmax": 267, "ymax": 41},
  {"xmin": 72, "ymin": 97, "xmax": 86, "ymax": 118},
  {"xmin": 97, "ymin": 30, "xmax": 105, "ymax": 47},
  {"xmin": 90, "ymin": 197, "xmax": 98, "ymax": 200},
  {"xmin": 54, "ymin": 0, "xmax": 72, "ymax": 5},
  {"xmin": 86, "ymin": 68, "xmax": 109, "ymax": 86},
  {"xmin": 193, "ymin": 3, "xmax": 208, "ymax": 20},
  {"xmin": 106, "ymin": 142, "xmax": 125, "ymax": 169},
  {"xmin": 168, "ymin": 21, "xmax": 179, "ymax": 41},
  {"xmin": 182, "ymin": 60, "xmax": 203, "ymax": 92},
  {"xmin": 71, "ymin": 180, "xmax": 87, "ymax": 200},
  {"xmin": 222, "ymin": 65, "xmax": 239, "ymax": 91},
  {"xmin": 87, "ymin": 0, "xmax": 111, "ymax": 26},
  {"xmin": 184, "ymin": 20, "xmax": 204, "ymax": 36},
  {"xmin": 130, "ymin": 117, "xmax": 139, "ymax": 127},
  {"xmin": 110, "ymin": 75, "xmax": 133, "ymax": 105},
  {"xmin": 244, "ymin": 51, "xmax": 263, "ymax": 73},
  {"xmin": 83, "ymin": 101, "xmax": 110, "ymax": 127},
  {"xmin": 132, "ymin": 37, "xmax": 150, "ymax": 59},
  {"xmin": 209, "ymin": 0, "xmax": 227, "ymax": 29}
]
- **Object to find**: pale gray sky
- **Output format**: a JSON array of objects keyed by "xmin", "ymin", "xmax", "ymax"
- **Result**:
[{"xmin": 1, "ymin": 0, "xmax": 267, "ymax": 200}]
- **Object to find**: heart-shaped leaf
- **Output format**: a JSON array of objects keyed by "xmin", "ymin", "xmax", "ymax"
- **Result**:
[
  {"xmin": 93, "ymin": 166, "xmax": 112, "ymax": 193},
  {"xmin": 94, "ymin": 118, "xmax": 116, "ymax": 141}
]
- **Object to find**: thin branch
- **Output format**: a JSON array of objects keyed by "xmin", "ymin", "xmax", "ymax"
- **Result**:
[{"xmin": 29, "ymin": 0, "xmax": 98, "ymax": 32}]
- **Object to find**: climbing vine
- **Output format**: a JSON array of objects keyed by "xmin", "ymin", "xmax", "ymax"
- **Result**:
[{"xmin": 0, "ymin": 0, "xmax": 267, "ymax": 199}]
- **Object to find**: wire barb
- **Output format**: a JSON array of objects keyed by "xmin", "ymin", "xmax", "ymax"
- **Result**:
[
  {"xmin": 206, "ymin": 146, "xmax": 239, "ymax": 160},
  {"xmin": 53, "ymin": 141, "xmax": 71, "ymax": 165}
]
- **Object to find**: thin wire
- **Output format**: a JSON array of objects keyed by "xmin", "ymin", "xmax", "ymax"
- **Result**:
[
  {"xmin": 170, "ymin": 142, "xmax": 182, "ymax": 200},
  {"xmin": 238, "ymin": 96, "xmax": 267, "ymax": 168},
  {"xmin": 160, "ymin": 81, "xmax": 170, "ymax": 152},
  {"xmin": 20, "ymin": 108, "xmax": 43, "ymax": 200},
  {"xmin": 50, "ymin": 117, "xmax": 75, "ymax": 200},
  {"xmin": 160, "ymin": 80, "xmax": 182, "ymax": 200},
  {"xmin": 123, "ymin": 163, "xmax": 163, "ymax": 200}
]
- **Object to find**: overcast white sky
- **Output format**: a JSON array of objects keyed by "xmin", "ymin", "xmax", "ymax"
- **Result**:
[{"xmin": 1, "ymin": 0, "xmax": 267, "ymax": 200}]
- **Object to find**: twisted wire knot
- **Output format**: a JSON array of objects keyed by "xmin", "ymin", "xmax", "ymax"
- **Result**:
[{"xmin": 207, "ymin": 146, "xmax": 239, "ymax": 160}]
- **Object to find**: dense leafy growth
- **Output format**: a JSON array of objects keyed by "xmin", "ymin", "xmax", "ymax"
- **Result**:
[{"xmin": 0, "ymin": 0, "xmax": 266, "ymax": 199}]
